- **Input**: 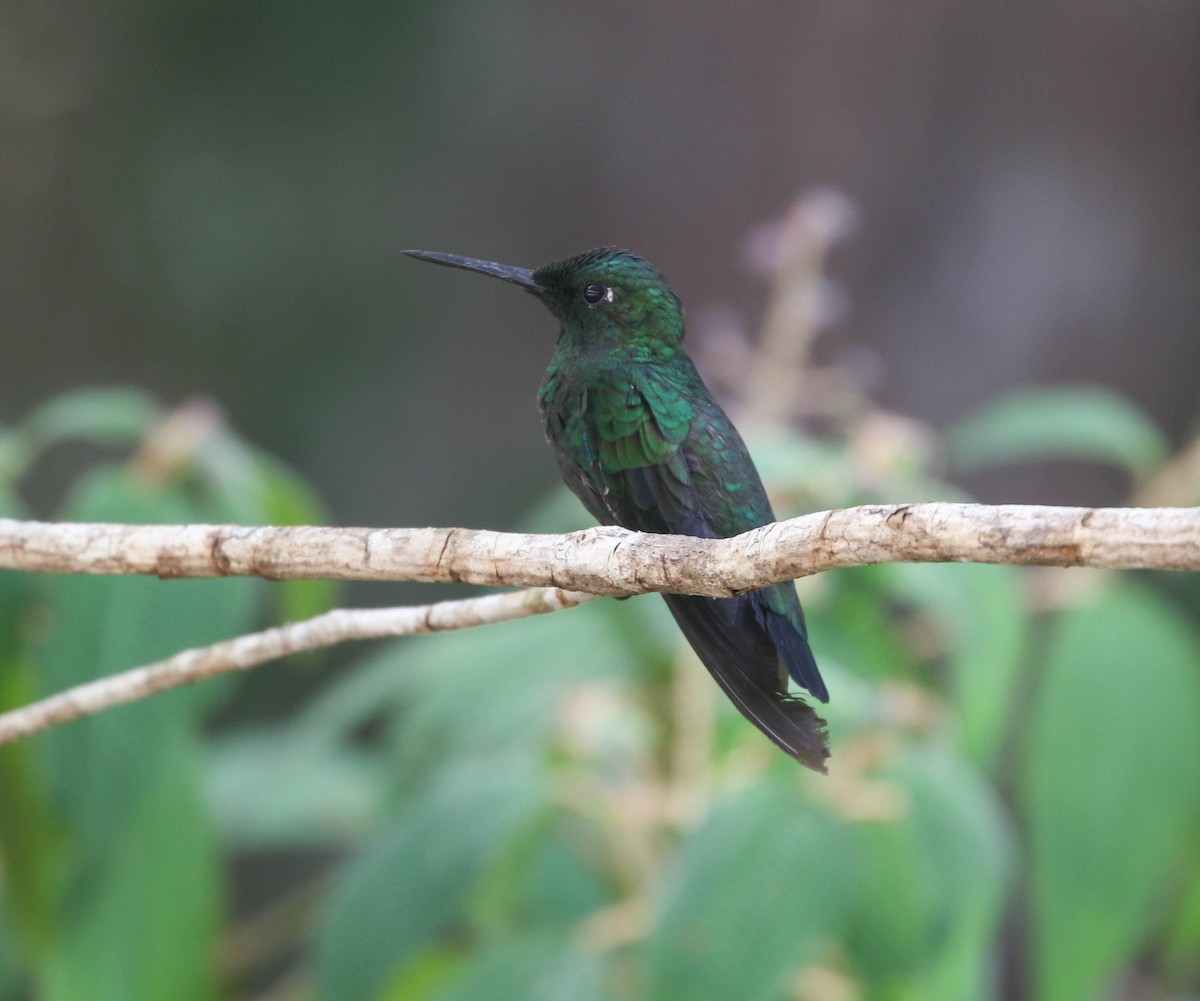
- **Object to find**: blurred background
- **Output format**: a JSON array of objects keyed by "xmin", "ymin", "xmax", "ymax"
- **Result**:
[
  {"xmin": 2, "ymin": 3, "xmax": 1199, "ymax": 1001},
  {"xmin": 4, "ymin": 1, "xmax": 1198, "ymax": 524}
]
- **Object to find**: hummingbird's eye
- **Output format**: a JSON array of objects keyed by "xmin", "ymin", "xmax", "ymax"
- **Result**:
[{"xmin": 582, "ymin": 282, "xmax": 608, "ymax": 305}]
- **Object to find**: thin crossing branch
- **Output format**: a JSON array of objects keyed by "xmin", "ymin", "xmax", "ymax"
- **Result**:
[{"xmin": 0, "ymin": 588, "xmax": 595, "ymax": 745}]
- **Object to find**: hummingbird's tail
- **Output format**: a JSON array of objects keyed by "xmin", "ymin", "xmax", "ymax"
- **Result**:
[
  {"xmin": 662, "ymin": 593, "xmax": 830, "ymax": 773},
  {"xmin": 759, "ymin": 594, "xmax": 830, "ymax": 704}
]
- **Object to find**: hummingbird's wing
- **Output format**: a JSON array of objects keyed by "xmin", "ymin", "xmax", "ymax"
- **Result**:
[{"xmin": 563, "ymin": 371, "xmax": 829, "ymax": 771}]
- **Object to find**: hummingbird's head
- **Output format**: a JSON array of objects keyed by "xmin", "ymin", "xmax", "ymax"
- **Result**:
[
  {"xmin": 403, "ymin": 246, "xmax": 686, "ymax": 363},
  {"xmin": 530, "ymin": 247, "xmax": 685, "ymax": 361}
]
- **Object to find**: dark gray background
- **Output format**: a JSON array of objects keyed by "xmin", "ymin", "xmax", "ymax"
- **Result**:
[{"xmin": 5, "ymin": 2, "xmax": 1197, "ymax": 528}]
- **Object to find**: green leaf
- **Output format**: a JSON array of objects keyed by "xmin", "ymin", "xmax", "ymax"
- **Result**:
[
  {"xmin": 424, "ymin": 934, "xmax": 609, "ymax": 1001},
  {"xmin": 1159, "ymin": 846, "xmax": 1200, "ymax": 987},
  {"xmin": 947, "ymin": 385, "xmax": 1169, "ymax": 478},
  {"xmin": 846, "ymin": 747, "xmax": 1013, "ymax": 1000},
  {"xmin": 23, "ymin": 463, "xmax": 261, "ymax": 998},
  {"xmin": 314, "ymin": 756, "xmax": 541, "ymax": 1001},
  {"xmin": 0, "ymin": 387, "xmax": 159, "ymax": 490},
  {"xmin": 817, "ymin": 565, "xmax": 917, "ymax": 684},
  {"xmin": 36, "ymin": 466, "xmax": 262, "ymax": 847},
  {"xmin": 0, "ymin": 431, "xmax": 32, "ymax": 492},
  {"xmin": 1021, "ymin": 582, "xmax": 1200, "ymax": 1001},
  {"xmin": 206, "ymin": 727, "xmax": 383, "ymax": 846},
  {"xmin": 383, "ymin": 599, "xmax": 647, "ymax": 787},
  {"xmin": 208, "ymin": 595, "xmax": 621, "ymax": 853},
  {"xmin": 41, "ymin": 730, "xmax": 221, "ymax": 1001},
  {"xmin": 0, "ymin": 712, "xmax": 65, "ymax": 960},
  {"xmin": 20, "ymin": 387, "xmax": 162, "ymax": 452},
  {"xmin": 208, "ymin": 594, "xmax": 646, "ymax": 850},
  {"xmin": 0, "ymin": 553, "xmax": 65, "ymax": 965},
  {"xmin": 645, "ymin": 780, "xmax": 854, "ymax": 1001},
  {"xmin": 472, "ymin": 821, "xmax": 610, "ymax": 934},
  {"xmin": 888, "ymin": 563, "xmax": 1031, "ymax": 771},
  {"xmin": 743, "ymin": 431, "xmax": 858, "ymax": 510},
  {"xmin": 0, "ymin": 897, "xmax": 25, "ymax": 1000},
  {"xmin": 0, "ymin": 488, "xmax": 25, "ymax": 519}
]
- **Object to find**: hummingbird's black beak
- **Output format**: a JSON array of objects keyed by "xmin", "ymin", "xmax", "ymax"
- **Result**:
[{"xmin": 402, "ymin": 249, "xmax": 541, "ymax": 293}]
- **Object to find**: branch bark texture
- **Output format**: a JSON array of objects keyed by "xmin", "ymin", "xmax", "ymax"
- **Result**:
[
  {"xmin": 1, "ymin": 502, "xmax": 1196, "ymax": 747},
  {"xmin": 2, "ymin": 504, "xmax": 1198, "ymax": 595}
]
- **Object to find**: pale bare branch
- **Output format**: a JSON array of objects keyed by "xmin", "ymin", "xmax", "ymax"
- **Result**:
[
  {"xmin": 0, "ymin": 587, "xmax": 595, "ymax": 745},
  {"xmin": 0, "ymin": 502, "xmax": 1196, "ymax": 746},
  {"xmin": 1, "ymin": 503, "xmax": 1197, "ymax": 598}
]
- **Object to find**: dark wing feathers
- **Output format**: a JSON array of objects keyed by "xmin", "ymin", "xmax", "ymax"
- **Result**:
[{"xmin": 554, "ymin": 368, "xmax": 829, "ymax": 770}]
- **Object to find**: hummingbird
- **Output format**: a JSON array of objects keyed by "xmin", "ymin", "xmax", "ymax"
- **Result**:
[{"xmin": 403, "ymin": 247, "xmax": 830, "ymax": 771}]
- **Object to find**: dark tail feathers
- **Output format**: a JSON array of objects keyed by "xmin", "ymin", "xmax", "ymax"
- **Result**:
[
  {"xmin": 662, "ymin": 593, "xmax": 830, "ymax": 773},
  {"xmin": 759, "ymin": 595, "xmax": 829, "ymax": 704}
]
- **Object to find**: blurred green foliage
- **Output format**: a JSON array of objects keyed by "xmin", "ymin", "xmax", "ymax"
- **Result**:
[{"xmin": 1, "ymin": 383, "xmax": 1199, "ymax": 1001}]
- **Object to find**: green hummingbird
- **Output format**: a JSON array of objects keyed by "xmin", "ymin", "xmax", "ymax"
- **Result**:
[{"xmin": 403, "ymin": 247, "xmax": 830, "ymax": 771}]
